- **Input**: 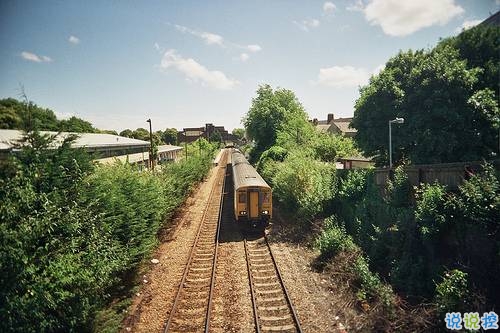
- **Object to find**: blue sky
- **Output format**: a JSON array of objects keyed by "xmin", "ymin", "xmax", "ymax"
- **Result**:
[{"xmin": 0, "ymin": 0, "xmax": 498, "ymax": 133}]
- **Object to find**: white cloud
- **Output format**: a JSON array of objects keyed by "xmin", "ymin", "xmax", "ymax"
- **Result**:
[
  {"xmin": 363, "ymin": 0, "xmax": 464, "ymax": 37},
  {"xmin": 373, "ymin": 64, "xmax": 385, "ymax": 76},
  {"xmin": 174, "ymin": 24, "xmax": 224, "ymax": 46},
  {"xmin": 200, "ymin": 31, "xmax": 224, "ymax": 46},
  {"xmin": 323, "ymin": 2, "xmax": 337, "ymax": 14},
  {"xmin": 240, "ymin": 53, "xmax": 249, "ymax": 62},
  {"xmin": 160, "ymin": 49, "xmax": 239, "ymax": 90},
  {"xmin": 68, "ymin": 35, "xmax": 80, "ymax": 44},
  {"xmin": 316, "ymin": 66, "xmax": 370, "ymax": 88},
  {"xmin": 247, "ymin": 44, "xmax": 262, "ymax": 52},
  {"xmin": 154, "ymin": 42, "xmax": 160, "ymax": 51},
  {"xmin": 294, "ymin": 19, "xmax": 320, "ymax": 31},
  {"xmin": 347, "ymin": 0, "xmax": 364, "ymax": 12},
  {"xmin": 20, "ymin": 51, "xmax": 52, "ymax": 63},
  {"xmin": 455, "ymin": 19, "xmax": 482, "ymax": 33},
  {"xmin": 172, "ymin": 23, "xmax": 262, "ymax": 55}
]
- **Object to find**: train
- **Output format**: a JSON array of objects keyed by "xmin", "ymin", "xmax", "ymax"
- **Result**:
[{"xmin": 231, "ymin": 149, "xmax": 272, "ymax": 230}]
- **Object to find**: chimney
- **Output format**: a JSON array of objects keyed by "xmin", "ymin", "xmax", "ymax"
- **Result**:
[{"xmin": 327, "ymin": 113, "xmax": 334, "ymax": 124}]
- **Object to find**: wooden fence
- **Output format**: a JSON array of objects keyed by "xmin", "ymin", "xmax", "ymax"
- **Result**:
[{"xmin": 374, "ymin": 160, "xmax": 500, "ymax": 190}]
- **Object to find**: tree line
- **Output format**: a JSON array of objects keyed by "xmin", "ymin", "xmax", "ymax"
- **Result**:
[{"xmin": 352, "ymin": 24, "xmax": 499, "ymax": 166}]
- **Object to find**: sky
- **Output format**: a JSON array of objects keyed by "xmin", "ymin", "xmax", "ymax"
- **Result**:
[{"xmin": 0, "ymin": 0, "xmax": 498, "ymax": 133}]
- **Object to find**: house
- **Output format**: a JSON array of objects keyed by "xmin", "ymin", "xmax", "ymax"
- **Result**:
[
  {"xmin": 177, "ymin": 123, "xmax": 238, "ymax": 143},
  {"xmin": 311, "ymin": 113, "xmax": 357, "ymax": 137}
]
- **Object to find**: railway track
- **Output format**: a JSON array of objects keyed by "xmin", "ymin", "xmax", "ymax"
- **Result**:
[
  {"xmin": 164, "ymin": 151, "xmax": 227, "ymax": 333},
  {"xmin": 244, "ymin": 235, "xmax": 303, "ymax": 333}
]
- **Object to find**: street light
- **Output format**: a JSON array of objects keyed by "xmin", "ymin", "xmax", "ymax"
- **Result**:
[
  {"xmin": 146, "ymin": 119, "xmax": 154, "ymax": 171},
  {"xmin": 389, "ymin": 117, "xmax": 404, "ymax": 169}
]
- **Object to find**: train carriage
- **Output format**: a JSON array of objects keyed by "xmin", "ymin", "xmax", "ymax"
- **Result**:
[{"xmin": 231, "ymin": 150, "xmax": 272, "ymax": 229}]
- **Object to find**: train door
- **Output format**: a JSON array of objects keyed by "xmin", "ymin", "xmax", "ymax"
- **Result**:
[{"xmin": 249, "ymin": 190, "xmax": 259, "ymax": 219}]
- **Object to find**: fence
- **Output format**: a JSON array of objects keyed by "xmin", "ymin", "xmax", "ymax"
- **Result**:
[{"xmin": 374, "ymin": 160, "xmax": 500, "ymax": 190}]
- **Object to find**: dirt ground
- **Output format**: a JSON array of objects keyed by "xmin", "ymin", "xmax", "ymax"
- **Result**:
[{"xmin": 122, "ymin": 163, "xmax": 360, "ymax": 332}]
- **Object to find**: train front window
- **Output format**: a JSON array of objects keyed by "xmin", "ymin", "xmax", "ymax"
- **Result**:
[
  {"xmin": 239, "ymin": 192, "xmax": 246, "ymax": 203},
  {"xmin": 262, "ymin": 192, "xmax": 270, "ymax": 203}
]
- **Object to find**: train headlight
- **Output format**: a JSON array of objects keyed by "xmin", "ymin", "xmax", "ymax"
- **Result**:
[
  {"xmin": 262, "ymin": 210, "xmax": 269, "ymax": 215},
  {"xmin": 239, "ymin": 211, "xmax": 247, "ymax": 215}
]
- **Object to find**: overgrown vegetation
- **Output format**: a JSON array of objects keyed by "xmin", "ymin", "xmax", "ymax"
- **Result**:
[
  {"xmin": 245, "ymin": 70, "xmax": 498, "ymax": 329},
  {"xmin": 0, "ymin": 104, "xmax": 216, "ymax": 332}
]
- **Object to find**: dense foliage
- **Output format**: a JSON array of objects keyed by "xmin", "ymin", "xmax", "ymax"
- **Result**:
[
  {"xmin": 0, "ymin": 98, "xmax": 101, "ymax": 133},
  {"xmin": 245, "ymin": 77, "xmax": 499, "ymax": 327},
  {"xmin": 0, "ymin": 127, "xmax": 215, "ymax": 332},
  {"xmin": 324, "ymin": 165, "xmax": 499, "ymax": 313},
  {"xmin": 352, "ymin": 25, "xmax": 500, "ymax": 166}
]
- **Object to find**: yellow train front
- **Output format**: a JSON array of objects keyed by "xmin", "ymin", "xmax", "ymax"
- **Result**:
[{"xmin": 231, "ymin": 150, "xmax": 272, "ymax": 230}]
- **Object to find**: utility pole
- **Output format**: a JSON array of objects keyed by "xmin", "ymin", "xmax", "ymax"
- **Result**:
[
  {"xmin": 146, "ymin": 119, "xmax": 154, "ymax": 171},
  {"xmin": 389, "ymin": 117, "xmax": 404, "ymax": 169}
]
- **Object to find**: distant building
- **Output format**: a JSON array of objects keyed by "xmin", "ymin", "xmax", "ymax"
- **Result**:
[
  {"xmin": 0, "ymin": 129, "xmax": 183, "ymax": 168},
  {"xmin": 177, "ymin": 123, "xmax": 238, "ymax": 143},
  {"xmin": 311, "ymin": 113, "xmax": 357, "ymax": 137}
]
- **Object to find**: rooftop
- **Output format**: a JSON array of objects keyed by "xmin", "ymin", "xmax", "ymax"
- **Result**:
[{"xmin": 0, "ymin": 129, "xmax": 150, "ymax": 151}]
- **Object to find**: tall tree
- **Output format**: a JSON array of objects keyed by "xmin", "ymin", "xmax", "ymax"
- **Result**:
[
  {"xmin": 162, "ymin": 128, "xmax": 178, "ymax": 145},
  {"xmin": 244, "ymin": 84, "xmax": 309, "ymax": 160},
  {"xmin": 119, "ymin": 129, "xmax": 133, "ymax": 138},
  {"xmin": 132, "ymin": 128, "xmax": 150, "ymax": 141},
  {"xmin": 232, "ymin": 128, "xmax": 245, "ymax": 140},
  {"xmin": 352, "ymin": 45, "xmax": 498, "ymax": 166},
  {"xmin": 59, "ymin": 116, "xmax": 95, "ymax": 133}
]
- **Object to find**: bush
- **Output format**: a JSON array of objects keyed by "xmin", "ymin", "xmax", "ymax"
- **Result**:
[
  {"xmin": 435, "ymin": 269, "xmax": 469, "ymax": 315},
  {"xmin": 315, "ymin": 216, "xmax": 357, "ymax": 260},
  {"xmin": 415, "ymin": 182, "xmax": 448, "ymax": 239},
  {"xmin": 352, "ymin": 256, "xmax": 395, "ymax": 308},
  {"xmin": 0, "ymin": 131, "xmax": 214, "ymax": 332},
  {"xmin": 272, "ymin": 151, "xmax": 335, "ymax": 218}
]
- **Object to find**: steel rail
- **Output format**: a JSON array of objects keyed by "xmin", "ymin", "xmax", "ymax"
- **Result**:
[
  {"xmin": 164, "ymin": 151, "xmax": 226, "ymax": 333},
  {"xmin": 244, "ymin": 238, "xmax": 261, "ymax": 333},
  {"xmin": 265, "ymin": 235, "xmax": 303, "ymax": 333},
  {"xmin": 204, "ymin": 158, "xmax": 227, "ymax": 333},
  {"xmin": 244, "ymin": 234, "xmax": 303, "ymax": 333}
]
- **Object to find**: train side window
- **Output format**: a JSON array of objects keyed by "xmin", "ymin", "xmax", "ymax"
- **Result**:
[{"xmin": 239, "ymin": 192, "xmax": 246, "ymax": 203}]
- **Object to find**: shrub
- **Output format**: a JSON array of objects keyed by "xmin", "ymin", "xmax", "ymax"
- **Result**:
[
  {"xmin": 0, "ymin": 132, "xmax": 214, "ymax": 332},
  {"xmin": 415, "ymin": 182, "xmax": 448, "ymax": 239},
  {"xmin": 315, "ymin": 216, "xmax": 357, "ymax": 260},
  {"xmin": 435, "ymin": 269, "xmax": 469, "ymax": 315},
  {"xmin": 272, "ymin": 151, "xmax": 335, "ymax": 218}
]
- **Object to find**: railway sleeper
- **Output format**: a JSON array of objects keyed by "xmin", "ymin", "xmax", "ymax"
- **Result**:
[
  {"xmin": 254, "ymin": 282, "xmax": 280, "ymax": 288},
  {"xmin": 250, "ymin": 255, "xmax": 271, "ymax": 262},
  {"xmin": 258, "ymin": 304, "xmax": 289, "ymax": 311},
  {"xmin": 260, "ymin": 324, "xmax": 296, "ymax": 332},
  {"xmin": 256, "ymin": 289, "xmax": 283, "ymax": 295},
  {"xmin": 250, "ymin": 262, "xmax": 274, "ymax": 268}
]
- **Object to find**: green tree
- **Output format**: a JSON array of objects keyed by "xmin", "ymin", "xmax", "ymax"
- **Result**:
[
  {"xmin": 352, "ymin": 46, "xmax": 498, "ymax": 165},
  {"xmin": 438, "ymin": 25, "xmax": 500, "ymax": 98},
  {"xmin": 132, "ymin": 128, "xmax": 150, "ymax": 141},
  {"xmin": 59, "ymin": 116, "xmax": 96, "ymax": 133},
  {"xmin": 0, "ymin": 105, "xmax": 21, "ymax": 129},
  {"xmin": 209, "ymin": 130, "xmax": 222, "ymax": 144},
  {"xmin": 244, "ymin": 84, "xmax": 309, "ymax": 161},
  {"xmin": 232, "ymin": 128, "xmax": 245, "ymax": 140},
  {"xmin": 162, "ymin": 128, "xmax": 178, "ymax": 145},
  {"xmin": 119, "ymin": 129, "xmax": 133, "ymax": 137}
]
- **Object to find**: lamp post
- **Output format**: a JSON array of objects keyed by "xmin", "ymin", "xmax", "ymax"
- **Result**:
[
  {"xmin": 184, "ymin": 129, "xmax": 188, "ymax": 160},
  {"xmin": 146, "ymin": 119, "xmax": 154, "ymax": 171},
  {"xmin": 389, "ymin": 117, "xmax": 404, "ymax": 169}
]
